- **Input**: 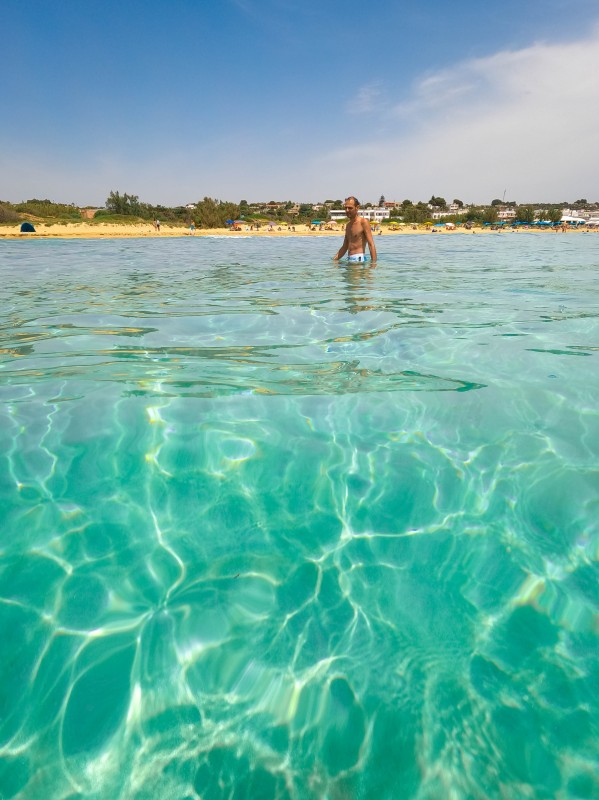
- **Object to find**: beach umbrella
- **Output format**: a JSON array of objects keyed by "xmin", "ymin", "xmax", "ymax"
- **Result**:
[
  {"xmin": 20, "ymin": 222, "xmax": 35, "ymax": 233},
  {"xmin": 225, "ymin": 219, "xmax": 233, "ymax": 225},
  {"xmin": 311, "ymin": 220, "xmax": 322, "ymax": 225}
]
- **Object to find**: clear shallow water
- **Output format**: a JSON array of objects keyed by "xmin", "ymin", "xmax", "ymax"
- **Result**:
[{"xmin": 0, "ymin": 234, "xmax": 598, "ymax": 799}]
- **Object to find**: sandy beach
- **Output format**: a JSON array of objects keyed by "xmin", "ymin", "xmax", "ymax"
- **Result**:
[{"xmin": 1, "ymin": 221, "xmax": 595, "ymax": 240}]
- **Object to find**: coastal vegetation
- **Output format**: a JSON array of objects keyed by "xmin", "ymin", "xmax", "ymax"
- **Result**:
[
  {"xmin": 1, "ymin": 194, "xmax": 597, "ymax": 229},
  {"xmin": 0, "ymin": 202, "xmax": 20, "ymax": 223},
  {"xmin": 99, "ymin": 192, "xmax": 240, "ymax": 229},
  {"xmin": 2, "ymin": 198, "xmax": 81, "ymax": 222}
]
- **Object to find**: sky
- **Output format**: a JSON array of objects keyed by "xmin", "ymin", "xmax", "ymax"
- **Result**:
[{"xmin": 2, "ymin": 0, "xmax": 599, "ymax": 207}]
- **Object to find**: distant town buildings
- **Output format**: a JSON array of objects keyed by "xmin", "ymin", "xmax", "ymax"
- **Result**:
[
  {"xmin": 497, "ymin": 207, "xmax": 516, "ymax": 220},
  {"xmin": 187, "ymin": 198, "xmax": 599, "ymax": 226},
  {"xmin": 329, "ymin": 207, "xmax": 390, "ymax": 223},
  {"xmin": 561, "ymin": 208, "xmax": 597, "ymax": 222}
]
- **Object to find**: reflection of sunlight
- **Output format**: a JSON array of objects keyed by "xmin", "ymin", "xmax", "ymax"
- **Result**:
[
  {"xmin": 1, "ymin": 237, "xmax": 598, "ymax": 798},
  {"xmin": 126, "ymin": 681, "xmax": 143, "ymax": 725},
  {"xmin": 177, "ymin": 638, "xmax": 209, "ymax": 667}
]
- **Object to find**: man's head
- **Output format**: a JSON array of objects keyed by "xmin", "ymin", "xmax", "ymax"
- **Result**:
[{"xmin": 344, "ymin": 196, "xmax": 360, "ymax": 219}]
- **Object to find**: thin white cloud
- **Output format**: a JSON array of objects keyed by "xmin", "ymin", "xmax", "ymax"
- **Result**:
[
  {"xmin": 229, "ymin": 0, "xmax": 254, "ymax": 14},
  {"xmin": 3, "ymin": 25, "xmax": 599, "ymax": 205},
  {"xmin": 348, "ymin": 83, "xmax": 384, "ymax": 114},
  {"xmin": 323, "ymin": 25, "xmax": 599, "ymax": 203}
]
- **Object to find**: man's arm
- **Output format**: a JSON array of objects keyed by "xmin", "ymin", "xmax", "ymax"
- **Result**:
[
  {"xmin": 333, "ymin": 230, "xmax": 349, "ymax": 261},
  {"xmin": 363, "ymin": 220, "xmax": 377, "ymax": 261}
]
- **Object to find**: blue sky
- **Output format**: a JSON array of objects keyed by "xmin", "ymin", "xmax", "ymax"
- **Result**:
[{"xmin": 3, "ymin": 0, "xmax": 599, "ymax": 206}]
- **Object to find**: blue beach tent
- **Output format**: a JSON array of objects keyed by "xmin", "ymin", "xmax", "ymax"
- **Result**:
[{"xmin": 20, "ymin": 222, "xmax": 35, "ymax": 233}]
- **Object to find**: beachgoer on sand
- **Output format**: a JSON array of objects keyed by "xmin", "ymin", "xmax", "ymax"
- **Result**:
[{"xmin": 333, "ymin": 196, "xmax": 377, "ymax": 263}]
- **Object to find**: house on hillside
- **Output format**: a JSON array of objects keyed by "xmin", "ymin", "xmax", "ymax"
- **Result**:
[{"xmin": 80, "ymin": 208, "xmax": 100, "ymax": 219}]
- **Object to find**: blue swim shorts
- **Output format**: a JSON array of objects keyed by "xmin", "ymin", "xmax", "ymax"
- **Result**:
[{"xmin": 347, "ymin": 253, "xmax": 367, "ymax": 263}]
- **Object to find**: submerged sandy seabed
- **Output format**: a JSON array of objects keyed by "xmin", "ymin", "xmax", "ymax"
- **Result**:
[{"xmin": 0, "ymin": 221, "xmax": 595, "ymax": 240}]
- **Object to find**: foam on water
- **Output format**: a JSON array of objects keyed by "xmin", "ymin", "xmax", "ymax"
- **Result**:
[{"xmin": 0, "ymin": 234, "xmax": 598, "ymax": 799}]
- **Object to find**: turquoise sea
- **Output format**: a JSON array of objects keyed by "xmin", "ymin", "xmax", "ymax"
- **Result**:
[{"xmin": 0, "ymin": 233, "xmax": 598, "ymax": 800}]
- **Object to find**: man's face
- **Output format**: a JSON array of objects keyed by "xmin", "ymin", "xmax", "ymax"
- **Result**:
[{"xmin": 344, "ymin": 199, "xmax": 358, "ymax": 219}]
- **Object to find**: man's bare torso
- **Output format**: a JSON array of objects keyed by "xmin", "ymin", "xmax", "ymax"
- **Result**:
[{"xmin": 345, "ymin": 217, "xmax": 369, "ymax": 254}]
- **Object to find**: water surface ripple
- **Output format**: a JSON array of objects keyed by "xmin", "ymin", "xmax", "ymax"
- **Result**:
[{"xmin": 0, "ymin": 235, "xmax": 598, "ymax": 799}]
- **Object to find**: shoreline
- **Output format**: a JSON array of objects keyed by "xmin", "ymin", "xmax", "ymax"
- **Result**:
[{"xmin": 0, "ymin": 221, "xmax": 596, "ymax": 241}]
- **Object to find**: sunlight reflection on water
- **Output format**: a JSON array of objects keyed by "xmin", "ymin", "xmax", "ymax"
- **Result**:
[{"xmin": 0, "ymin": 234, "xmax": 598, "ymax": 799}]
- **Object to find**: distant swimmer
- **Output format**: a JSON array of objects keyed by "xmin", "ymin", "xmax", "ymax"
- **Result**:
[{"xmin": 333, "ymin": 196, "xmax": 377, "ymax": 264}]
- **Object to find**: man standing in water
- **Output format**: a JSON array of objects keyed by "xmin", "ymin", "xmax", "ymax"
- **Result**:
[{"xmin": 333, "ymin": 196, "xmax": 377, "ymax": 263}]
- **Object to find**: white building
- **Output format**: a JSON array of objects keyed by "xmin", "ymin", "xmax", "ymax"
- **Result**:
[
  {"xmin": 561, "ymin": 214, "xmax": 588, "ymax": 224},
  {"xmin": 561, "ymin": 208, "xmax": 595, "ymax": 221},
  {"xmin": 329, "ymin": 207, "xmax": 390, "ymax": 223},
  {"xmin": 430, "ymin": 203, "xmax": 470, "ymax": 219}
]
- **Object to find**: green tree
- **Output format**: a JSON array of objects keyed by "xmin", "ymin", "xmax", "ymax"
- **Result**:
[
  {"xmin": 482, "ymin": 206, "xmax": 499, "ymax": 223},
  {"xmin": 547, "ymin": 207, "xmax": 562, "ymax": 223},
  {"xmin": 402, "ymin": 202, "xmax": 431, "ymax": 223},
  {"xmin": 516, "ymin": 205, "xmax": 535, "ymax": 224},
  {"xmin": 453, "ymin": 199, "xmax": 464, "ymax": 208},
  {"xmin": 379, "ymin": 195, "xmax": 385, "ymax": 207},
  {"xmin": 192, "ymin": 197, "xmax": 240, "ymax": 228},
  {"xmin": 105, "ymin": 191, "xmax": 146, "ymax": 217},
  {"xmin": 491, "ymin": 198, "xmax": 502, "ymax": 206},
  {"xmin": 429, "ymin": 196, "xmax": 446, "ymax": 208}
]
